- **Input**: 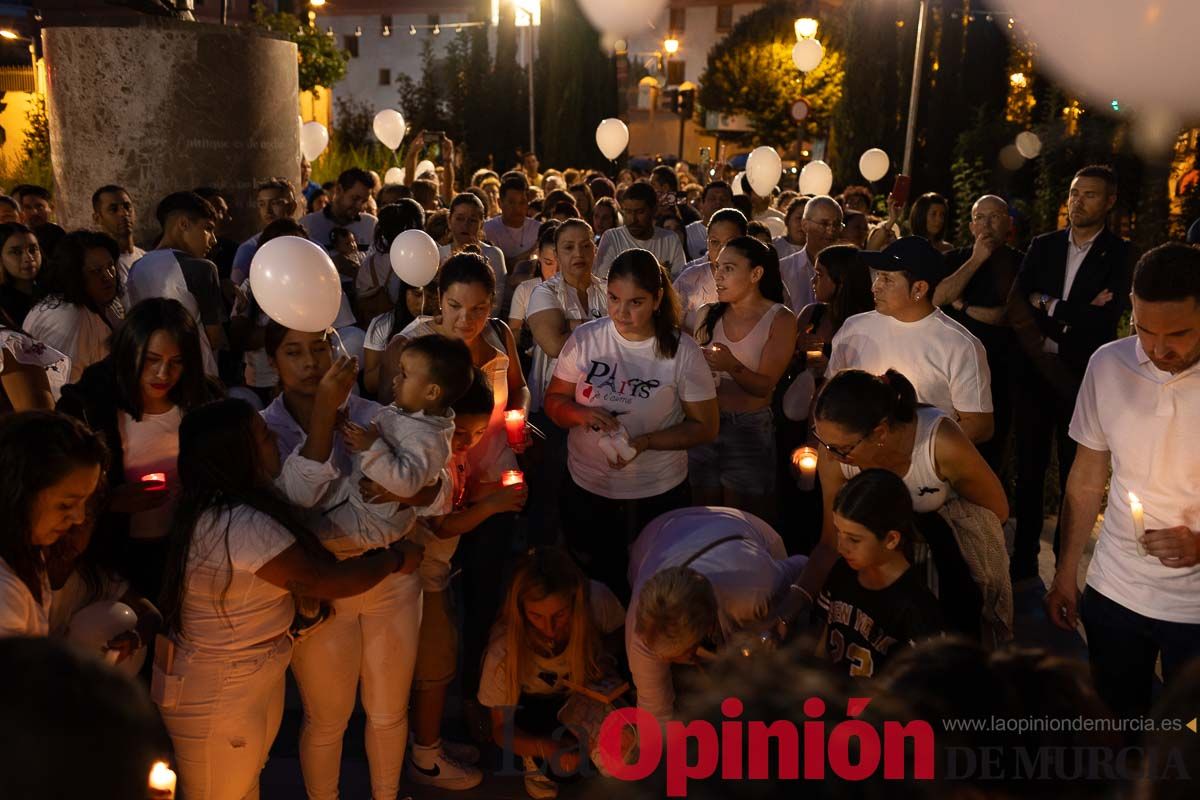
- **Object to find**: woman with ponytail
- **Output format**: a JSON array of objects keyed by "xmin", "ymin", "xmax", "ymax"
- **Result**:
[
  {"xmin": 690, "ymin": 235, "xmax": 796, "ymax": 518},
  {"xmin": 786, "ymin": 369, "xmax": 1007, "ymax": 641},
  {"xmin": 155, "ymin": 399, "xmax": 415, "ymax": 800},
  {"xmin": 545, "ymin": 248, "xmax": 718, "ymax": 601}
]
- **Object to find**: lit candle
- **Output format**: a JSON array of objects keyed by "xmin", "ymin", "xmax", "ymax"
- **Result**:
[
  {"xmin": 504, "ymin": 409, "xmax": 526, "ymax": 446},
  {"xmin": 806, "ymin": 349, "xmax": 824, "ymax": 360},
  {"xmin": 141, "ymin": 473, "xmax": 167, "ymax": 491},
  {"xmin": 501, "ymin": 469, "xmax": 525, "ymax": 487},
  {"xmin": 148, "ymin": 761, "xmax": 176, "ymax": 798},
  {"xmin": 1129, "ymin": 491, "xmax": 1147, "ymax": 557},
  {"xmin": 792, "ymin": 446, "xmax": 818, "ymax": 491}
]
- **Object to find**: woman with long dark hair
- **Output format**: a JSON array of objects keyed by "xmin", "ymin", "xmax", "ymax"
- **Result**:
[
  {"xmin": 24, "ymin": 230, "xmax": 123, "ymax": 384},
  {"xmin": 690, "ymin": 236, "xmax": 796, "ymax": 518},
  {"xmin": 155, "ymin": 399, "xmax": 415, "ymax": 800},
  {"xmin": 58, "ymin": 297, "xmax": 221, "ymax": 602},
  {"xmin": 545, "ymin": 249, "xmax": 718, "ymax": 601},
  {"xmin": 0, "ymin": 221, "xmax": 41, "ymax": 326},
  {"xmin": 909, "ymin": 192, "xmax": 954, "ymax": 253},
  {"xmin": 0, "ymin": 411, "xmax": 107, "ymax": 636}
]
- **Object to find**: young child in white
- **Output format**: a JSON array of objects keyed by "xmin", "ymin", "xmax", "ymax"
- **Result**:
[{"xmin": 339, "ymin": 334, "xmax": 477, "ymax": 547}]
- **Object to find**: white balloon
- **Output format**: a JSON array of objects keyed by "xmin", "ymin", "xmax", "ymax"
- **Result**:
[
  {"xmin": 858, "ymin": 148, "xmax": 891, "ymax": 182},
  {"xmin": 798, "ymin": 160, "xmax": 833, "ymax": 196},
  {"xmin": 1004, "ymin": 1, "xmax": 1200, "ymax": 128},
  {"xmin": 415, "ymin": 159, "xmax": 437, "ymax": 179},
  {"xmin": 1014, "ymin": 131, "xmax": 1042, "ymax": 159},
  {"xmin": 66, "ymin": 601, "xmax": 145, "ymax": 674},
  {"xmin": 300, "ymin": 121, "xmax": 329, "ymax": 162},
  {"xmin": 763, "ymin": 216, "xmax": 787, "ymax": 238},
  {"xmin": 792, "ymin": 38, "xmax": 825, "ymax": 73},
  {"xmin": 372, "ymin": 109, "xmax": 407, "ymax": 150},
  {"xmin": 249, "ymin": 237, "xmax": 342, "ymax": 332},
  {"xmin": 578, "ymin": 0, "xmax": 669, "ymax": 37},
  {"xmin": 390, "ymin": 229, "xmax": 440, "ymax": 288},
  {"xmin": 731, "ymin": 171, "xmax": 746, "ymax": 196},
  {"xmin": 595, "ymin": 118, "xmax": 629, "ymax": 161},
  {"xmin": 384, "ymin": 167, "xmax": 405, "ymax": 185},
  {"xmin": 745, "ymin": 146, "xmax": 783, "ymax": 197}
]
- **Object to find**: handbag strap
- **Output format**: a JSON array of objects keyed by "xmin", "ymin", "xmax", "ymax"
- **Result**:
[{"xmin": 681, "ymin": 535, "xmax": 746, "ymax": 569}]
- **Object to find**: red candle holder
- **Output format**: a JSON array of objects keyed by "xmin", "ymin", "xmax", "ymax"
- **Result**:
[
  {"xmin": 140, "ymin": 473, "xmax": 167, "ymax": 491},
  {"xmin": 504, "ymin": 409, "xmax": 526, "ymax": 446},
  {"xmin": 501, "ymin": 469, "xmax": 525, "ymax": 488}
]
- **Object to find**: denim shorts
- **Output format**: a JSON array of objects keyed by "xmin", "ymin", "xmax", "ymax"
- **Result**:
[{"xmin": 687, "ymin": 407, "xmax": 777, "ymax": 493}]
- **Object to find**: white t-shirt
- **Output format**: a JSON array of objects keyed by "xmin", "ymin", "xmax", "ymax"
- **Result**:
[
  {"xmin": 355, "ymin": 248, "xmax": 401, "ymax": 308},
  {"xmin": 684, "ymin": 220, "xmax": 708, "ymax": 262},
  {"xmin": 778, "ymin": 248, "xmax": 816, "ymax": 311},
  {"xmin": 594, "ymin": 226, "xmax": 688, "ymax": 280},
  {"xmin": 0, "ymin": 555, "xmax": 50, "ymax": 637},
  {"xmin": 24, "ymin": 299, "xmax": 119, "ymax": 385},
  {"xmin": 526, "ymin": 274, "xmax": 608, "ymax": 412},
  {"xmin": 477, "ymin": 580, "xmax": 625, "ymax": 708},
  {"xmin": 121, "ymin": 406, "xmax": 183, "ymax": 540},
  {"xmin": 300, "ymin": 209, "xmax": 377, "ymax": 253},
  {"xmin": 553, "ymin": 318, "xmax": 716, "ymax": 499},
  {"xmin": 508, "ymin": 277, "xmax": 542, "ymax": 323},
  {"xmin": 1070, "ymin": 337, "xmax": 1200, "ymax": 624},
  {"xmin": 0, "ymin": 327, "xmax": 69, "ymax": 402},
  {"xmin": 827, "ymin": 310, "xmax": 993, "ymax": 415},
  {"xmin": 177, "ymin": 506, "xmax": 295, "ymax": 654},
  {"xmin": 365, "ymin": 311, "xmax": 397, "ymax": 353},
  {"xmin": 672, "ymin": 261, "xmax": 717, "ymax": 336},
  {"xmin": 483, "ymin": 215, "xmax": 541, "ymax": 263}
]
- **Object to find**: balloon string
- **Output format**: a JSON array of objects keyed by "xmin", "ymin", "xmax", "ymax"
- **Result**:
[{"xmin": 326, "ymin": 326, "xmax": 350, "ymax": 360}]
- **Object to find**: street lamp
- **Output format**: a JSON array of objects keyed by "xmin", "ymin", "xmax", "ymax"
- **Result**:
[
  {"xmin": 794, "ymin": 17, "xmax": 818, "ymax": 40},
  {"xmin": 663, "ymin": 37, "xmax": 679, "ymax": 55},
  {"xmin": 0, "ymin": 30, "xmax": 19, "ymax": 40},
  {"xmin": 491, "ymin": 1, "xmax": 543, "ymax": 155},
  {"xmin": 901, "ymin": 0, "xmax": 931, "ymax": 178}
]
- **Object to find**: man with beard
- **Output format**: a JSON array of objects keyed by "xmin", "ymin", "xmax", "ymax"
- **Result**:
[
  {"xmin": 91, "ymin": 185, "xmax": 145, "ymax": 292},
  {"xmin": 1008, "ymin": 166, "xmax": 1133, "ymax": 583},
  {"xmin": 1046, "ymin": 243, "xmax": 1200, "ymax": 719},
  {"xmin": 594, "ymin": 181, "xmax": 687, "ymax": 279}
]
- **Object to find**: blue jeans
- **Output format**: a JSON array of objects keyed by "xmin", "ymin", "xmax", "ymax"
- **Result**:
[
  {"xmin": 1080, "ymin": 586, "xmax": 1200, "ymax": 718},
  {"xmin": 687, "ymin": 407, "xmax": 776, "ymax": 494}
]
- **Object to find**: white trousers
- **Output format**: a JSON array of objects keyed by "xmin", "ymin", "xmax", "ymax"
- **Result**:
[
  {"xmin": 291, "ymin": 570, "xmax": 423, "ymax": 800},
  {"xmin": 157, "ymin": 635, "xmax": 292, "ymax": 800}
]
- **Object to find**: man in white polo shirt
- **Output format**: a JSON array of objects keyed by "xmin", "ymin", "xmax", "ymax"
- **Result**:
[
  {"xmin": 594, "ymin": 181, "xmax": 687, "ymax": 279},
  {"xmin": 482, "ymin": 173, "xmax": 539, "ymax": 265},
  {"xmin": 1046, "ymin": 243, "xmax": 1200, "ymax": 719},
  {"xmin": 827, "ymin": 236, "xmax": 994, "ymax": 443}
]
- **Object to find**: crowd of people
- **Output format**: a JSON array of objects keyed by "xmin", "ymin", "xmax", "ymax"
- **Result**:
[{"xmin": 0, "ymin": 136, "xmax": 1198, "ymax": 800}]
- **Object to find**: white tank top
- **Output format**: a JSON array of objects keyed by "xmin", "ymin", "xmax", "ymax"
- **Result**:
[
  {"xmin": 712, "ymin": 303, "xmax": 784, "ymax": 378},
  {"xmin": 841, "ymin": 406, "xmax": 953, "ymax": 512}
]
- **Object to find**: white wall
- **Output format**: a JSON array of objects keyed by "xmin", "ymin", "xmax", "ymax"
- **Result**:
[{"xmin": 623, "ymin": 3, "xmax": 761, "ymax": 86}]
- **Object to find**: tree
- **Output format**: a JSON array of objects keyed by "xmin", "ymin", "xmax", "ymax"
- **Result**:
[
  {"xmin": 396, "ymin": 38, "xmax": 452, "ymax": 136},
  {"xmin": 698, "ymin": 0, "xmax": 844, "ymax": 146},
  {"xmin": 253, "ymin": 4, "xmax": 348, "ymax": 95}
]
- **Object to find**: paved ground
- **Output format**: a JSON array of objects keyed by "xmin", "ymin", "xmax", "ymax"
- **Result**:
[{"xmin": 260, "ymin": 516, "xmax": 1095, "ymax": 799}]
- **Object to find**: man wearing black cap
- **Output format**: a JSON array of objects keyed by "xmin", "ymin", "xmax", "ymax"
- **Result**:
[{"xmin": 826, "ymin": 236, "xmax": 994, "ymax": 444}]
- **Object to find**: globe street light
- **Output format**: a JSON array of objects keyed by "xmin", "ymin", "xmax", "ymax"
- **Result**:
[{"xmin": 794, "ymin": 17, "xmax": 819, "ymax": 40}]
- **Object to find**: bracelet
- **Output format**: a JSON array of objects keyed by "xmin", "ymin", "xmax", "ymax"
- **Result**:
[{"xmin": 789, "ymin": 583, "xmax": 814, "ymax": 605}]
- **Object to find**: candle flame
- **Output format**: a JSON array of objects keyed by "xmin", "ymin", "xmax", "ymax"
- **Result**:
[
  {"xmin": 504, "ymin": 409, "xmax": 525, "ymax": 422},
  {"xmin": 148, "ymin": 761, "xmax": 175, "ymax": 789}
]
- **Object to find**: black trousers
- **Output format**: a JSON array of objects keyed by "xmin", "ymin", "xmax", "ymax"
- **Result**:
[
  {"xmin": 1011, "ymin": 354, "xmax": 1079, "ymax": 580},
  {"xmin": 455, "ymin": 511, "xmax": 517, "ymax": 697},
  {"xmin": 561, "ymin": 475, "xmax": 692, "ymax": 604}
]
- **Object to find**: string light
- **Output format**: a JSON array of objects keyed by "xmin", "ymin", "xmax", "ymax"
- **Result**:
[
  {"xmin": 409, "ymin": 24, "xmax": 417, "ymax": 35},
  {"xmin": 432, "ymin": 24, "xmax": 440, "ymax": 35}
]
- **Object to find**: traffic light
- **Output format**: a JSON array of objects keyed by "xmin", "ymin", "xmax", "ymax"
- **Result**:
[{"xmin": 676, "ymin": 86, "xmax": 695, "ymax": 118}]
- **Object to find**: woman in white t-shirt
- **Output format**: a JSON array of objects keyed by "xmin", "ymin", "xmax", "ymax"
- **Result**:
[
  {"xmin": 809, "ymin": 368, "xmax": 1008, "ymax": 640},
  {"xmin": 155, "ymin": 399, "xmax": 417, "ymax": 800},
  {"xmin": 478, "ymin": 548, "xmax": 624, "ymax": 798},
  {"xmin": 24, "ymin": 231, "xmax": 124, "ymax": 385},
  {"xmin": 57, "ymin": 299, "xmax": 221, "ymax": 605},
  {"xmin": 545, "ymin": 249, "xmax": 719, "ymax": 601},
  {"xmin": 0, "ymin": 411, "xmax": 107, "ymax": 638},
  {"xmin": 691, "ymin": 236, "xmax": 796, "ymax": 519}
]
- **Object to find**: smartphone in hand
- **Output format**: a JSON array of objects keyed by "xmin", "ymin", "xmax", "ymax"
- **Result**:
[{"xmin": 890, "ymin": 174, "xmax": 912, "ymax": 207}]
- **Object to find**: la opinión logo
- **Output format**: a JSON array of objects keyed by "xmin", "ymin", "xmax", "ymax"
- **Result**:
[{"xmin": 594, "ymin": 696, "xmax": 936, "ymax": 796}]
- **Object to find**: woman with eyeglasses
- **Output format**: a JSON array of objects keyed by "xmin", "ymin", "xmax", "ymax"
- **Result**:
[{"xmin": 792, "ymin": 368, "xmax": 1006, "ymax": 640}]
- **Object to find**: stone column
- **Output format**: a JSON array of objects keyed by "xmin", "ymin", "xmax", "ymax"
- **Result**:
[{"xmin": 43, "ymin": 18, "xmax": 300, "ymax": 244}]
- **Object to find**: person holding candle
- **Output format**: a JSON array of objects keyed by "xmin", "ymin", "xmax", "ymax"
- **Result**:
[
  {"xmin": 545, "ymin": 249, "xmax": 719, "ymax": 602},
  {"xmin": 689, "ymin": 235, "xmax": 795, "ymax": 520},
  {"xmin": 405, "ymin": 371, "xmax": 529, "ymax": 789},
  {"xmin": 377, "ymin": 251, "xmax": 531, "ymax": 742},
  {"xmin": 1046, "ymin": 242, "xmax": 1200, "ymax": 719},
  {"xmin": 803, "ymin": 369, "xmax": 1009, "ymax": 641},
  {"xmin": 156, "ymin": 399, "xmax": 418, "ymax": 800},
  {"xmin": 0, "ymin": 411, "xmax": 107, "ymax": 637},
  {"xmin": 260, "ymin": 323, "xmax": 434, "ymax": 799},
  {"xmin": 57, "ymin": 298, "xmax": 221, "ymax": 604}
]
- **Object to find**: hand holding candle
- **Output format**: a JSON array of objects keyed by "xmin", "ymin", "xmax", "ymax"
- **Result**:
[
  {"xmin": 1129, "ymin": 492, "xmax": 1147, "ymax": 557},
  {"xmin": 148, "ymin": 761, "xmax": 176, "ymax": 799},
  {"xmin": 501, "ymin": 469, "xmax": 525, "ymax": 488},
  {"xmin": 792, "ymin": 446, "xmax": 818, "ymax": 491},
  {"xmin": 140, "ymin": 473, "xmax": 167, "ymax": 491}
]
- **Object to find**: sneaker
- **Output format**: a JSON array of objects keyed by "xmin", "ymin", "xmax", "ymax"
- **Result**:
[
  {"xmin": 405, "ymin": 747, "xmax": 483, "ymax": 790},
  {"xmin": 443, "ymin": 739, "xmax": 481, "ymax": 766},
  {"xmin": 522, "ymin": 756, "xmax": 558, "ymax": 799}
]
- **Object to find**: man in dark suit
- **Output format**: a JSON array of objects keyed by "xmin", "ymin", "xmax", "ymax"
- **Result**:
[{"xmin": 1007, "ymin": 165, "xmax": 1134, "ymax": 583}]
